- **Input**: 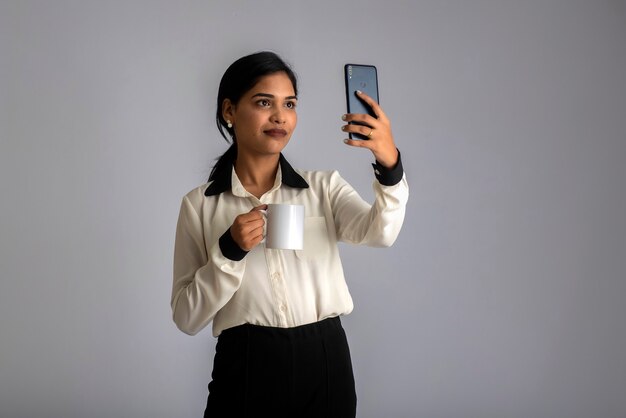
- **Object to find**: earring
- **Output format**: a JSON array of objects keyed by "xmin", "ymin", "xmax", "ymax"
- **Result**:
[{"xmin": 227, "ymin": 120, "xmax": 233, "ymax": 129}]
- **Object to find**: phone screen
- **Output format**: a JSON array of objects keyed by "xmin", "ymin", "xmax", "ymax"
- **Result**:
[{"xmin": 344, "ymin": 64, "xmax": 379, "ymax": 139}]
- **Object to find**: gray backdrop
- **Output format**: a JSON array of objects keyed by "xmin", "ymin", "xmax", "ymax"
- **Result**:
[{"xmin": 1, "ymin": 1, "xmax": 625, "ymax": 417}]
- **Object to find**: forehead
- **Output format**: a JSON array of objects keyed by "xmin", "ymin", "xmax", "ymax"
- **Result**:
[{"xmin": 247, "ymin": 72, "xmax": 295, "ymax": 97}]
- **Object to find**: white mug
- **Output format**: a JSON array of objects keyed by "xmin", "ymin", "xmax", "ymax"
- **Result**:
[{"xmin": 261, "ymin": 204, "xmax": 305, "ymax": 250}]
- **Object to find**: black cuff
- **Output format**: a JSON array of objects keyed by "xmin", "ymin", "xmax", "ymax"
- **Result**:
[
  {"xmin": 219, "ymin": 227, "xmax": 248, "ymax": 261},
  {"xmin": 372, "ymin": 149, "xmax": 404, "ymax": 186}
]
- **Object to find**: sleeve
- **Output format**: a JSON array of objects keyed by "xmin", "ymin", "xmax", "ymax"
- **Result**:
[
  {"xmin": 372, "ymin": 149, "xmax": 404, "ymax": 186},
  {"xmin": 329, "ymin": 154, "xmax": 409, "ymax": 247},
  {"xmin": 170, "ymin": 195, "xmax": 246, "ymax": 335}
]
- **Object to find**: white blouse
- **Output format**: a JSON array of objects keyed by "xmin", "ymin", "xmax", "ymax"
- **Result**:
[{"xmin": 171, "ymin": 155, "xmax": 408, "ymax": 337}]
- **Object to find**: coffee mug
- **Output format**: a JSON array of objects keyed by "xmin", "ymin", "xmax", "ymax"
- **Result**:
[{"xmin": 261, "ymin": 204, "xmax": 305, "ymax": 250}]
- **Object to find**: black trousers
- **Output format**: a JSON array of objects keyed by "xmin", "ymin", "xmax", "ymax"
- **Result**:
[{"xmin": 204, "ymin": 316, "xmax": 357, "ymax": 418}]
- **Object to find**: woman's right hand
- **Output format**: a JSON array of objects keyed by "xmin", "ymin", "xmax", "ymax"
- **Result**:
[{"xmin": 230, "ymin": 205, "xmax": 268, "ymax": 251}]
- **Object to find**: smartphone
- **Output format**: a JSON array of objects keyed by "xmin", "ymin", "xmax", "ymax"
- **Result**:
[{"xmin": 344, "ymin": 64, "xmax": 379, "ymax": 140}]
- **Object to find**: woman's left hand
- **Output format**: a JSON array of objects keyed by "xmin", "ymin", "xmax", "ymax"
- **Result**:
[{"xmin": 341, "ymin": 90, "xmax": 399, "ymax": 168}]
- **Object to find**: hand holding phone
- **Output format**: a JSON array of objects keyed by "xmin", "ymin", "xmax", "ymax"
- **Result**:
[
  {"xmin": 342, "ymin": 64, "xmax": 399, "ymax": 168},
  {"xmin": 344, "ymin": 64, "xmax": 379, "ymax": 140}
]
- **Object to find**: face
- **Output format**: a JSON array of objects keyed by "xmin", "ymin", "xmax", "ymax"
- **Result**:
[{"xmin": 223, "ymin": 72, "xmax": 298, "ymax": 158}]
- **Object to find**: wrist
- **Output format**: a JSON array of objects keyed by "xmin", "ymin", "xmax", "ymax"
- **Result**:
[
  {"xmin": 376, "ymin": 148, "xmax": 399, "ymax": 168},
  {"xmin": 219, "ymin": 227, "xmax": 248, "ymax": 261}
]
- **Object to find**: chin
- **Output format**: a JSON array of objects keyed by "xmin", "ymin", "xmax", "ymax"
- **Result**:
[{"xmin": 268, "ymin": 138, "xmax": 290, "ymax": 152}]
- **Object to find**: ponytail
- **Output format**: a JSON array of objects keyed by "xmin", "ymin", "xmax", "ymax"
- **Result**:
[{"xmin": 208, "ymin": 143, "xmax": 237, "ymax": 182}]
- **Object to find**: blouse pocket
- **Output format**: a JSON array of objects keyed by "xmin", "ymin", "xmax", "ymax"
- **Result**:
[{"xmin": 295, "ymin": 217, "xmax": 331, "ymax": 261}]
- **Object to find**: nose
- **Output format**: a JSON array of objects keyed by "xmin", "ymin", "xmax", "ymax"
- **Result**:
[{"xmin": 271, "ymin": 107, "xmax": 286, "ymax": 124}]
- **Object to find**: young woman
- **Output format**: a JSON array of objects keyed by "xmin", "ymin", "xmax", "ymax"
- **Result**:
[{"xmin": 171, "ymin": 51, "xmax": 408, "ymax": 418}]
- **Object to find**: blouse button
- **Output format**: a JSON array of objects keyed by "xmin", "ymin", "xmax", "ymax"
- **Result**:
[
  {"xmin": 280, "ymin": 304, "xmax": 287, "ymax": 312},
  {"xmin": 272, "ymin": 272, "xmax": 281, "ymax": 281}
]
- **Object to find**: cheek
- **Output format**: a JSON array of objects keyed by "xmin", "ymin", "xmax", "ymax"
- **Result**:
[{"xmin": 237, "ymin": 111, "xmax": 262, "ymax": 130}]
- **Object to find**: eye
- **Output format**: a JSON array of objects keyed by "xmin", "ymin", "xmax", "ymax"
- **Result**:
[
  {"xmin": 257, "ymin": 99, "xmax": 271, "ymax": 107},
  {"xmin": 285, "ymin": 101, "xmax": 297, "ymax": 109}
]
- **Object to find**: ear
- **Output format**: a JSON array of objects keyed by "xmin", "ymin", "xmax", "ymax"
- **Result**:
[{"xmin": 222, "ymin": 99, "xmax": 235, "ymax": 123}]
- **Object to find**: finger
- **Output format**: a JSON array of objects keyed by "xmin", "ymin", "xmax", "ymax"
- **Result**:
[
  {"xmin": 240, "ymin": 218, "xmax": 265, "ymax": 232},
  {"xmin": 246, "ymin": 223, "xmax": 268, "ymax": 249},
  {"xmin": 244, "ymin": 233, "xmax": 265, "ymax": 251},
  {"xmin": 343, "ymin": 121, "xmax": 383, "ymax": 139},
  {"xmin": 356, "ymin": 90, "xmax": 388, "ymax": 121},
  {"xmin": 341, "ymin": 123, "xmax": 368, "ymax": 137},
  {"xmin": 360, "ymin": 125, "xmax": 376, "ymax": 138},
  {"xmin": 245, "ymin": 204, "xmax": 268, "ymax": 223},
  {"xmin": 342, "ymin": 112, "xmax": 379, "ymax": 126},
  {"xmin": 249, "ymin": 224, "xmax": 265, "ymax": 239},
  {"xmin": 343, "ymin": 138, "xmax": 374, "ymax": 149},
  {"xmin": 342, "ymin": 120, "xmax": 379, "ymax": 138},
  {"xmin": 239, "ymin": 234, "xmax": 264, "ymax": 251},
  {"xmin": 232, "ymin": 219, "xmax": 265, "ymax": 246},
  {"xmin": 341, "ymin": 117, "xmax": 377, "ymax": 132},
  {"xmin": 232, "ymin": 222, "xmax": 263, "ymax": 245},
  {"xmin": 238, "ymin": 210, "xmax": 265, "ymax": 223}
]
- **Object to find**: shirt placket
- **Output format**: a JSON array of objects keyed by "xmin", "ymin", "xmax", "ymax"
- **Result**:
[
  {"xmin": 265, "ymin": 250, "xmax": 292, "ymax": 327},
  {"xmin": 246, "ymin": 195, "xmax": 293, "ymax": 328}
]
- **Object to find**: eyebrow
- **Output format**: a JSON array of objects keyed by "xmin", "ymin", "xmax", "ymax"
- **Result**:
[{"xmin": 251, "ymin": 93, "xmax": 298, "ymax": 100}]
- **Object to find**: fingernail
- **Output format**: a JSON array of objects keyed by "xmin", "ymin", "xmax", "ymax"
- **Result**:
[
  {"xmin": 356, "ymin": 90, "xmax": 362, "ymax": 95},
  {"xmin": 341, "ymin": 114, "xmax": 347, "ymax": 121},
  {"xmin": 343, "ymin": 139, "xmax": 349, "ymax": 144},
  {"xmin": 341, "ymin": 125, "xmax": 347, "ymax": 131}
]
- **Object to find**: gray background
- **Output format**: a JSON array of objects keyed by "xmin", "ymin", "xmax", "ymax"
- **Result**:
[{"xmin": 1, "ymin": 1, "xmax": 625, "ymax": 417}]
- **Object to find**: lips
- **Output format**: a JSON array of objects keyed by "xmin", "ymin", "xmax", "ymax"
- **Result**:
[{"xmin": 263, "ymin": 128, "xmax": 288, "ymax": 138}]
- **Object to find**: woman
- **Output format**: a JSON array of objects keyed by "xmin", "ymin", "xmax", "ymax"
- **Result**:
[{"xmin": 171, "ymin": 51, "xmax": 408, "ymax": 418}]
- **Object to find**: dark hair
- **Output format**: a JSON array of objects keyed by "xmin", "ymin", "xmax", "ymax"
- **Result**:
[{"xmin": 209, "ymin": 51, "xmax": 298, "ymax": 181}]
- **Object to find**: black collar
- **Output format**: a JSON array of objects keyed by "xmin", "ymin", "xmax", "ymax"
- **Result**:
[{"xmin": 204, "ymin": 154, "xmax": 309, "ymax": 196}]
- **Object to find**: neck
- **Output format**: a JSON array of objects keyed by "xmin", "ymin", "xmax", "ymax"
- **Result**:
[{"xmin": 234, "ymin": 152, "xmax": 280, "ymax": 198}]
